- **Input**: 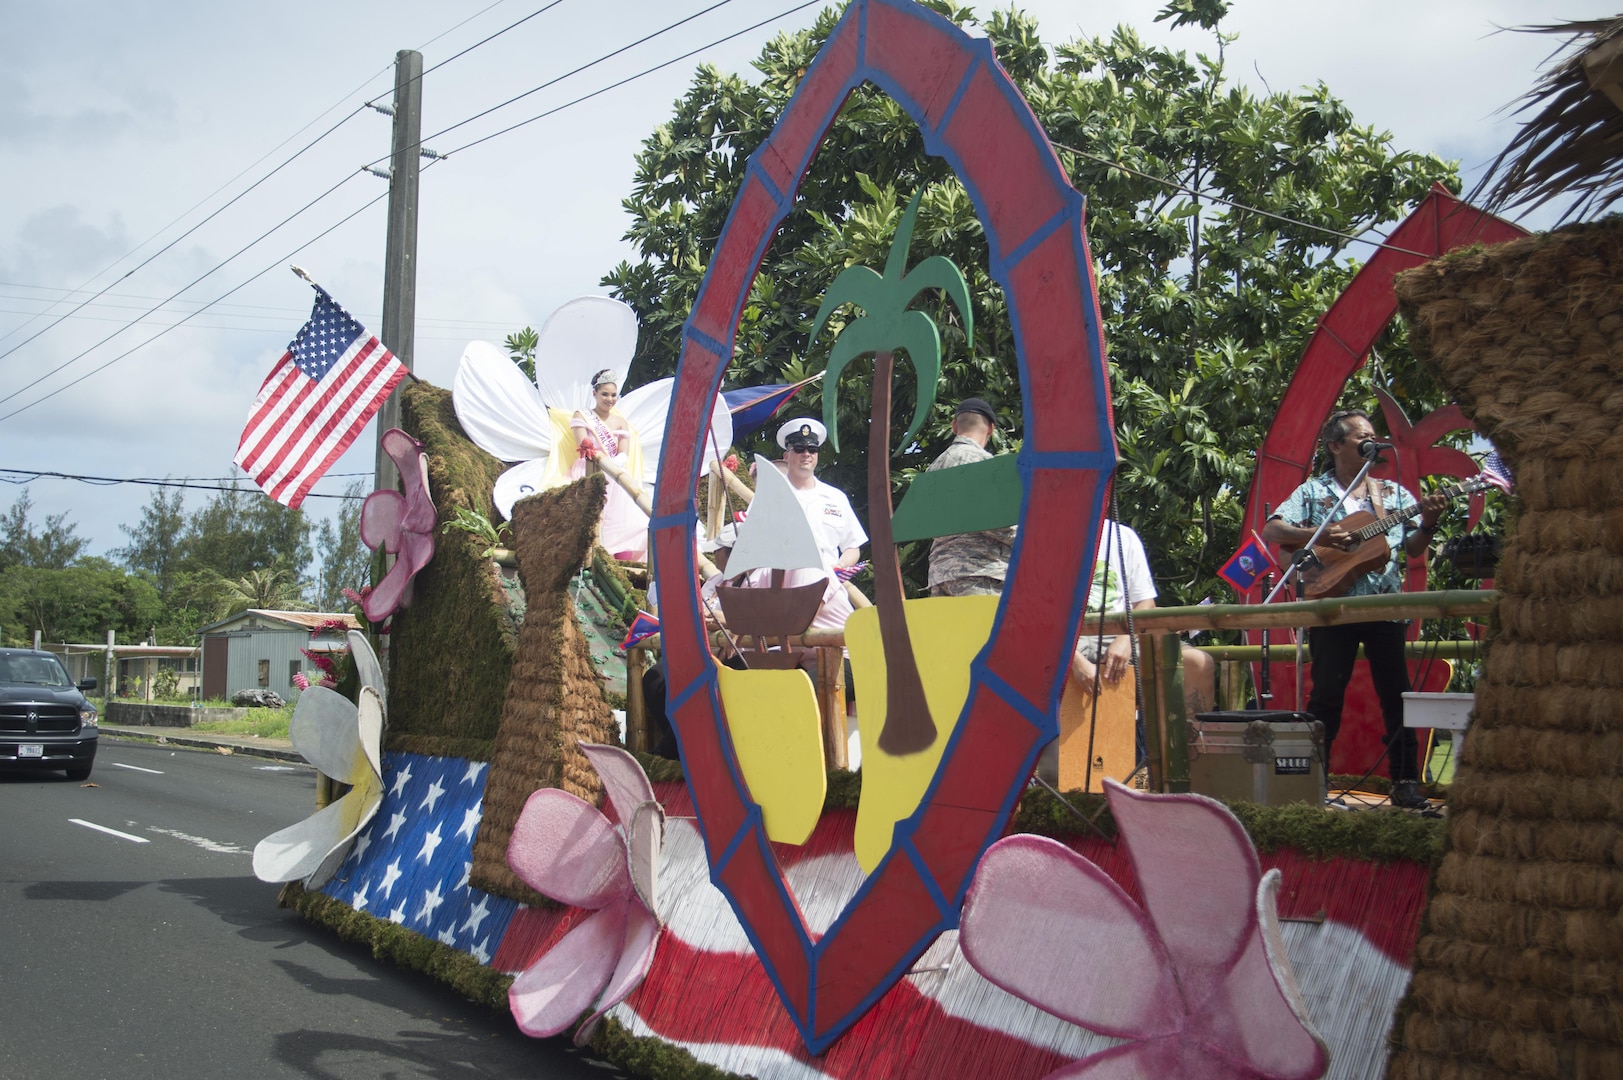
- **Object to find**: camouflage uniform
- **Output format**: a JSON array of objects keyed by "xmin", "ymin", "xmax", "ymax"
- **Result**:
[{"xmin": 926, "ymin": 436, "xmax": 1016, "ymax": 596}]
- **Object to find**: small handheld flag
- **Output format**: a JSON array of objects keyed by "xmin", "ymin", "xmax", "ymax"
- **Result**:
[
  {"xmin": 235, "ymin": 279, "xmax": 407, "ymax": 508},
  {"xmin": 622, "ymin": 611, "xmax": 661, "ymax": 649},
  {"xmin": 1218, "ymin": 531, "xmax": 1278, "ymax": 594},
  {"xmin": 1480, "ymin": 449, "xmax": 1514, "ymax": 494}
]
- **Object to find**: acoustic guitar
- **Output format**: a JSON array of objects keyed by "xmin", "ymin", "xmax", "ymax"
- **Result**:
[{"xmin": 1282, "ymin": 475, "xmax": 1493, "ymax": 599}]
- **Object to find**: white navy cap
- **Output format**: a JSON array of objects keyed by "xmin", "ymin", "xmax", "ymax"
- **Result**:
[{"xmin": 776, "ymin": 417, "xmax": 827, "ymax": 449}]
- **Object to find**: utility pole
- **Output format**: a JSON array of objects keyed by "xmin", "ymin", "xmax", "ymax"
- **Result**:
[{"xmin": 375, "ymin": 49, "xmax": 423, "ymax": 495}]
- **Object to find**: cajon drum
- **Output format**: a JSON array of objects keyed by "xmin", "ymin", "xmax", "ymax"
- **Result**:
[{"xmin": 1056, "ymin": 673, "xmax": 1137, "ymax": 792}]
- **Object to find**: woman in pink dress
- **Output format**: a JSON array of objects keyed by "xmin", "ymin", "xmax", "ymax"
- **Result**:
[{"xmin": 570, "ymin": 369, "xmax": 646, "ymax": 560}]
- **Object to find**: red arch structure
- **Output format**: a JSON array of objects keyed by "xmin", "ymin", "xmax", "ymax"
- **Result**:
[
  {"xmin": 1244, "ymin": 183, "xmax": 1525, "ymax": 548},
  {"xmin": 1241, "ymin": 184, "xmax": 1525, "ymax": 775},
  {"xmin": 647, "ymin": 0, "xmax": 1114, "ymax": 1054}
]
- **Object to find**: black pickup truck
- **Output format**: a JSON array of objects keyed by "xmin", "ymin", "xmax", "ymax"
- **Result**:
[{"xmin": 0, "ymin": 648, "xmax": 99, "ymax": 779}]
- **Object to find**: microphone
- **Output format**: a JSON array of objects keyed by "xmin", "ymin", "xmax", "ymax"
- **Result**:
[{"xmin": 1358, "ymin": 439, "xmax": 1394, "ymax": 459}]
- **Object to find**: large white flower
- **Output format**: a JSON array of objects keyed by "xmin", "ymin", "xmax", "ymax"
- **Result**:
[
  {"xmin": 452, "ymin": 296, "xmax": 732, "ymax": 520},
  {"xmin": 253, "ymin": 631, "xmax": 386, "ymax": 889}
]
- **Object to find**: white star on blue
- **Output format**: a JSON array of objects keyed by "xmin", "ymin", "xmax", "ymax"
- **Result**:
[
  {"xmin": 321, "ymin": 752, "xmax": 518, "ymax": 962},
  {"xmin": 290, "ymin": 292, "xmax": 369, "ymax": 381}
]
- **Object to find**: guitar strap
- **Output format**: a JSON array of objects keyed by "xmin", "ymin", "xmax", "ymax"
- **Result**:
[{"xmin": 1370, "ymin": 480, "xmax": 1385, "ymax": 518}]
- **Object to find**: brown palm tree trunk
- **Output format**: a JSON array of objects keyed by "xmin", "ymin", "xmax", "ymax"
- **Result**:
[{"xmin": 868, "ymin": 350, "xmax": 935, "ymax": 755}]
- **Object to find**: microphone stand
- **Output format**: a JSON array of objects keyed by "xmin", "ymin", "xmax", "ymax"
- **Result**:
[{"xmin": 1258, "ymin": 503, "xmax": 1274, "ymax": 705}]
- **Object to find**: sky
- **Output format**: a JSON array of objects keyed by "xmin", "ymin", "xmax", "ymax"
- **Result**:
[{"xmin": 0, "ymin": 0, "xmax": 1613, "ymax": 562}]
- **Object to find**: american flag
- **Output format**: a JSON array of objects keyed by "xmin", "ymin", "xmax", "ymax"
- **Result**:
[
  {"xmin": 1480, "ymin": 448, "xmax": 1514, "ymax": 494},
  {"xmin": 235, "ymin": 288, "xmax": 407, "ymax": 508},
  {"xmin": 321, "ymin": 752, "xmax": 518, "ymax": 961}
]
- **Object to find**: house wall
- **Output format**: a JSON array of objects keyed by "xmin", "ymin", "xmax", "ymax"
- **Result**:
[{"xmin": 223, "ymin": 629, "xmax": 311, "ymax": 701}]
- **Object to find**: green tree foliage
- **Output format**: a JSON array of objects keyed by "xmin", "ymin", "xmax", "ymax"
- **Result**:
[
  {"xmin": 175, "ymin": 482, "xmax": 311, "ymax": 585},
  {"xmin": 114, "ymin": 486, "xmax": 186, "ymax": 589},
  {"xmin": 313, "ymin": 481, "xmax": 370, "ymax": 612},
  {"xmin": 219, "ymin": 565, "xmax": 308, "ymax": 617},
  {"xmin": 0, "ymin": 491, "xmax": 87, "ymax": 572},
  {"xmin": 602, "ymin": 2, "xmax": 1458, "ymax": 603},
  {"xmin": 505, "ymin": 326, "xmax": 539, "ymax": 382},
  {"xmin": 0, "ymin": 558, "xmax": 162, "ymax": 646}
]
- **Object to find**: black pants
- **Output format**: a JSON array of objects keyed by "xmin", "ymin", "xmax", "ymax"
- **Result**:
[{"xmin": 1306, "ymin": 620, "xmax": 1418, "ymax": 782}]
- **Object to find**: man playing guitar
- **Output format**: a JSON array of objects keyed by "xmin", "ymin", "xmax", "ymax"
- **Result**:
[{"xmin": 1261, "ymin": 408, "xmax": 1447, "ymax": 809}]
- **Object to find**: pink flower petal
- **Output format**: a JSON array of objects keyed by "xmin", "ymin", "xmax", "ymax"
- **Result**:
[
  {"xmin": 961, "ymin": 834, "xmax": 1181, "ymax": 1039},
  {"xmin": 580, "ymin": 743, "xmax": 663, "ymax": 914},
  {"xmin": 573, "ymin": 899, "xmax": 661, "ymax": 1046},
  {"xmin": 363, "ymin": 556, "xmax": 415, "ymax": 623},
  {"xmin": 509, "ymin": 902, "xmax": 627, "ymax": 1037},
  {"xmin": 508, "ymin": 788, "xmax": 631, "ymax": 908},
  {"xmin": 625, "ymin": 802, "xmax": 664, "ymax": 919},
  {"xmin": 1105, "ymin": 780, "xmax": 1261, "ymax": 1005},
  {"xmin": 581, "ymin": 743, "xmax": 656, "ymax": 822},
  {"xmin": 360, "ymin": 488, "xmax": 406, "ymax": 551},
  {"xmin": 397, "ymin": 527, "xmax": 436, "ymax": 576},
  {"xmin": 1184, "ymin": 871, "xmax": 1329, "ymax": 1080},
  {"xmin": 1046, "ymin": 1039, "xmax": 1257, "ymax": 1080},
  {"xmin": 401, "ymin": 447, "xmax": 437, "ymax": 534}
]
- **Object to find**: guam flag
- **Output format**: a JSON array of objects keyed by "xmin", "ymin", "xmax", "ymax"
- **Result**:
[
  {"xmin": 1219, "ymin": 531, "xmax": 1278, "ymax": 595},
  {"xmin": 622, "ymin": 610, "xmax": 660, "ymax": 649}
]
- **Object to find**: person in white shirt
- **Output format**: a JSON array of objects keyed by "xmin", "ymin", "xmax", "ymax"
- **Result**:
[{"xmin": 772, "ymin": 418, "xmax": 866, "ymax": 631}]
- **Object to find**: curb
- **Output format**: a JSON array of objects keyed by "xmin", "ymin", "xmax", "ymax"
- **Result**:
[{"xmin": 100, "ymin": 725, "xmax": 306, "ymax": 764}]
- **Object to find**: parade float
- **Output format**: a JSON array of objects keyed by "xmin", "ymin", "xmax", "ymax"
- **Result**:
[{"xmin": 240, "ymin": 2, "xmax": 1623, "ymax": 1077}]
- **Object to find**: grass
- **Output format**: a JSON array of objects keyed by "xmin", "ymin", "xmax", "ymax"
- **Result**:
[
  {"xmin": 187, "ymin": 707, "xmax": 294, "ymax": 740},
  {"xmin": 97, "ymin": 695, "xmax": 296, "ymax": 740}
]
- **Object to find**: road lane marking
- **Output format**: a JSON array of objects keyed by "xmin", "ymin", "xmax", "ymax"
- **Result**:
[
  {"xmin": 112, "ymin": 762, "xmax": 164, "ymax": 774},
  {"xmin": 254, "ymin": 765, "xmax": 295, "ymax": 772},
  {"xmin": 146, "ymin": 827, "xmax": 248, "ymax": 855},
  {"xmin": 71, "ymin": 819, "xmax": 150, "ymax": 843}
]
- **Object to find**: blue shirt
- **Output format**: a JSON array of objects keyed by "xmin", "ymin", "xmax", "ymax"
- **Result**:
[{"xmin": 1271, "ymin": 472, "xmax": 1418, "ymax": 597}]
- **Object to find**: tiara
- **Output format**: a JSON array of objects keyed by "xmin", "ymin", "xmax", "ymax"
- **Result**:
[{"xmin": 591, "ymin": 369, "xmax": 616, "ymax": 389}]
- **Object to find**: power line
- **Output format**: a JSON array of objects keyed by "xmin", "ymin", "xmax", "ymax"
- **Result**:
[
  {"xmin": 0, "ymin": 291, "xmax": 531, "ymax": 332},
  {"xmin": 442, "ymin": 0, "xmax": 824, "ymax": 158},
  {"xmin": 0, "ymin": 106, "xmax": 374, "ymax": 371},
  {"xmin": 0, "ymin": 2, "xmax": 565, "ymax": 368},
  {"xmin": 390, "ymin": 0, "xmax": 745, "ymax": 163},
  {"xmin": 0, "ymin": 170, "xmax": 367, "ymax": 412},
  {"xmin": 0, "ymin": 468, "xmax": 365, "ymax": 500},
  {"xmin": 0, "ymin": 171, "xmax": 411, "ymax": 425}
]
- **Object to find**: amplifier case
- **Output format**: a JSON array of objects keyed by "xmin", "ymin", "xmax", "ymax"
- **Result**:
[{"xmin": 1187, "ymin": 713, "xmax": 1326, "ymax": 806}]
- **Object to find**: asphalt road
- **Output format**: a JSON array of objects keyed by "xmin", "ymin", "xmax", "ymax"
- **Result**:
[{"xmin": 0, "ymin": 735, "xmax": 629, "ymax": 1080}]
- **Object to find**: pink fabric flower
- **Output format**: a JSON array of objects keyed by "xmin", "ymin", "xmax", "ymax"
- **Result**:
[
  {"xmin": 506, "ymin": 743, "xmax": 665, "ymax": 1045},
  {"xmin": 359, "ymin": 428, "xmax": 436, "ymax": 623},
  {"xmin": 960, "ymin": 780, "xmax": 1328, "ymax": 1080}
]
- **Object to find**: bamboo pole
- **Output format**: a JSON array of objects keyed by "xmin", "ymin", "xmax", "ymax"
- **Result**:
[
  {"xmin": 1083, "ymin": 589, "xmax": 1495, "ymax": 636},
  {"xmin": 1191, "ymin": 640, "xmax": 1487, "ymax": 663},
  {"xmin": 816, "ymin": 646, "xmax": 848, "ymax": 769},
  {"xmin": 625, "ymin": 646, "xmax": 649, "ymax": 753},
  {"xmin": 705, "ymin": 591, "xmax": 1494, "ymax": 650}
]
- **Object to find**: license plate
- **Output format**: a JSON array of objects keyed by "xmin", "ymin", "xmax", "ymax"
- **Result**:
[{"xmin": 19, "ymin": 744, "xmax": 44, "ymax": 758}]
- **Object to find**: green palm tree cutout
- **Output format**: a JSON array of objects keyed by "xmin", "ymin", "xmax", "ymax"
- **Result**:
[{"xmin": 811, "ymin": 189, "xmax": 973, "ymax": 756}]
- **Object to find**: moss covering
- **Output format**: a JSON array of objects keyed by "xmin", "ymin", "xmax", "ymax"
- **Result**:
[
  {"xmin": 589, "ymin": 1017, "xmax": 749, "ymax": 1080},
  {"xmin": 283, "ymin": 882, "xmax": 514, "ymax": 1010},
  {"xmin": 387, "ymin": 382, "xmax": 516, "ymax": 748},
  {"xmin": 386, "ymin": 734, "xmax": 498, "ymax": 761}
]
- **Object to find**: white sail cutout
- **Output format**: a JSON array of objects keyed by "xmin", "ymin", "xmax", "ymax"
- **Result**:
[{"xmin": 723, "ymin": 454, "xmax": 824, "ymax": 581}]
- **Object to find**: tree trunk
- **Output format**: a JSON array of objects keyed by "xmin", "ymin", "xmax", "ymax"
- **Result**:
[{"xmin": 868, "ymin": 351, "xmax": 936, "ymax": 755}]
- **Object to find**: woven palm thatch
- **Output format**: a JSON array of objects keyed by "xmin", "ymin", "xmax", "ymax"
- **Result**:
[
  {"xmin": 469, "ymin": 473, "xmax": 621, "ymax": 906},
  {"xmin": 1477, "ymin": 18, "xmax": 1623, "ymax": 221},
  {"xmin": 1390, "ymin": 219, "xmax": 1623, "ymax": 1079}
]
